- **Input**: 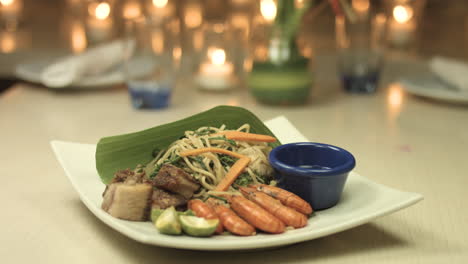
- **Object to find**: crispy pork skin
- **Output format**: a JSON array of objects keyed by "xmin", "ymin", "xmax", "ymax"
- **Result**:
[
  {"xmin": 111, "ymin": 168, "xmax": 150, "ymax": 185},
  {"xmin": 153, "ymin": 164, "xmax": 200, "ymax": 199}
]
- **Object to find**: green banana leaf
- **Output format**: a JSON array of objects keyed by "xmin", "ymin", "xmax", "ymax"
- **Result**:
[{"xmin": 96, "ymin": 105, "xmax": 281, "ymax": 184}]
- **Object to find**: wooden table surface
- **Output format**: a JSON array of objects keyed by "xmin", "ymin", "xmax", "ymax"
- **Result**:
[
  {"xmin": 2, "ymin": 1, "xmax": 468, "ymax": 263},
  {"xmin": 1, "ymin": 53, "xmax": 468, "ymax": 263}
]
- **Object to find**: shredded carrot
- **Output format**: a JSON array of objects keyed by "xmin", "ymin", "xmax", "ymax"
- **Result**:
[
  {"xmin": 215, "ymin": 157, "xmax": 251, "ymax": 191},
  {"xmin": 179, "ymin": 147, "xmax": 251, "ymax": 192},
  {"xmin": 212, "ymin": 131, "xmax": 277, "ymax": 143},
  {"xmin": 179, "ymin": 147, "xmax": 245, "ymax": 159}
]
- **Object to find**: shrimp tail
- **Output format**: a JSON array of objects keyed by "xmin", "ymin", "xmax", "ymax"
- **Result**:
[
  {"xmin": 212, "ymin": 204, "xmax": 256, "ymax": 236},
  {"xmin": 228, "ymin": 195, "xmax": 285, "ymax": 234},
  {"xmin": 250, "ymin": 184, "xmax": 313, "ymax": 215},
  {"xmin": 239, "ymin": 186, "xmax": 308, "ymax": 228}
]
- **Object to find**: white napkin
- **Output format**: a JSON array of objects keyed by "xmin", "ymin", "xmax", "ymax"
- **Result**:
[
  {"xmin": 40, "ymin": 40, "xmax": 130, "ymax": 88},
  {"xmin": 430, "ymin": 56, "xmax": 468, "ymax": 91},
  {"xmin": 264, "ymin": 116, "xmax": 309, "ymax": 143}
]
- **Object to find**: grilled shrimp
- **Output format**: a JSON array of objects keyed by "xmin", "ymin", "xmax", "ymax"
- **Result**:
[
  {"xmin": 251, "ymin": 184, "xmax": 313, "ymax": 215},
  {"xmin": 239, "ymin": 187, "xmax": 308, "ymax": 228},
  {"xmin": 226, "ymin": 195, "xmax": 285, "ymax": 234},
  {"xmin": 212, "ymin": 204, "xmax": 256, "ymax": 236},
  {"xmin": 188, "ymin": 199, "xmax": 223, "ymax": 234}
]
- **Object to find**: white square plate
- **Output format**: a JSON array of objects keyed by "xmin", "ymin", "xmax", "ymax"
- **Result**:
[{"xmin": 51, "ymin": 117, "xmax": 423, "ymax": 251}]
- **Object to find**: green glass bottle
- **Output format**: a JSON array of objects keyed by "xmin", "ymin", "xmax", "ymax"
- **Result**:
[{"xmin": 248, "ymin": 0, "xmax": 312, "ymax": 105}]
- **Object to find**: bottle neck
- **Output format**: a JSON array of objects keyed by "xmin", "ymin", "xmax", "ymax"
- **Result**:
[{"xmin": 267, "ymin": 26, "xmax": 301, "ymax": 65}]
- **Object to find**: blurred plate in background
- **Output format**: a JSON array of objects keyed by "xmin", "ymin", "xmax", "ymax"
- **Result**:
[
  {"xmin": 15, "ymin": 59, "xmax": 124, "ymax": 89},
  {"xmin": 400, "ymin": 74, "xmax": 468, "ymax": 104}
]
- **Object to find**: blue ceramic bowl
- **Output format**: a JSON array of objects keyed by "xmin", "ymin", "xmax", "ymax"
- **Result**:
[{"xmin": 269, "ymin": 142, "xmax": 356, "ymax": 210}]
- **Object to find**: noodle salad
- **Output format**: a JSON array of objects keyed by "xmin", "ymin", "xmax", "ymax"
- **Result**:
[
  {"xmin": 101, "ymin": 123, "xmax": 313, "ymax": 236},
  {"xmin": 144, "ymin": 124, "xmax": 275, "ymax": 199}
]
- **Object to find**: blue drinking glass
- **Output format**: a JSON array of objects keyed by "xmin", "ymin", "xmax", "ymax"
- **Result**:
[
  {"xmin": 124, "ymin": 16, "xmax": 179, "ymax": 109},
  {"xmin": 338, "ymin": 50, "xmax": 382, "ymax": 93},
  {"xmin": 335, "ymin": 12, "xmax": 387, "ymax": 94}
]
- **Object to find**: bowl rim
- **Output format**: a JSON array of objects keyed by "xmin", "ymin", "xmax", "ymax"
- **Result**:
[{"xmin": 269, "ymin": 142, "xmax": 356, "ymax": 177}]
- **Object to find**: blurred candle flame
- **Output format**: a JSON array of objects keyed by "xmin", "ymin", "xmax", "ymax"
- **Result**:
[
  {"xmin": 168, "ymin": 18, "xmax": 180, "ymax": 34},
  {"xmin": 209, "ymin": 48, "xmax": 226, "ymax": 65},
  {"xmin": 335, "ymin": 15, "xmax": 349, "ymax": 49},
  {"xmin": 90, "ymin": 2, "xmax": 111, "ymax": 20},
  {"xmin": 173, "ymin": 45, "xmax": 182, "ymax": 60},
  {"xmin": 294, "ymin": 0, "xmax": 304, "ymax": 9},
  {"xmin": 0, "ymin": 0, "xmax": 14, "ymax": 6},
  {"xmin": 230, "ymin": 13, "xmax": 250, "ymax": 40},
  {"xmin": 152, "ymin": 0, "xmax": 168, "ymax": 8},
  {"xmin": 212, "ymin": 23, "xmax": 224, "ymax": 33},
  {"xmin": 371, "ymin": 13, "xmax": 387, "ymax": 49},
  {"xmin": 193, "ymin": 29, "xmax": 203, "ymax": 51},
  {"xmin": 151, "ymin": 29, "xmax": 164, "ymax": 53},
  {"xmin": 70, "ymin": 21, "xmax": 87, "ymax": 53},
  {"xmin": 0, "ymin": 0, "xmax": 22, "ymax": 23},
  {"xmin": 123, "ymin": 1, "xmax": 141, "ymax": 20},
  {"xmin": 243, "ymin": 58, "xmax": 253, "ymax": 72},
  {"xmin": 260, "ymin": 0, "xmax": 277, "ymax": 22},
  {"xmin": 231, "ymin": 13, "xmax": 249, "ymax": 29},
  {"xmin": 184, "ymin": 3, "xmax": 202, "ymax": 29},
  {"xmin": 254, "ymin": 44, "xmax": 268, "ymax": 61},
  {"xmin": 231, "ymin": 0, "xmax": 249, "ymax": 6},
  {"xmin": 301, "ymin": 45, "xmax": 312, "ymax": 58},
  {"xmin": 389, "ymin": 86, "xmax": 402, "ymax": 107},
  {"xmin": 0, "ymin": 32, "xmax": 15, "ymax": 53},
  {"xmin": 393, "ymin": 5, "xmax": 413, "ymax": 24},
  {"xmin": 226, "ymin": 99, "xmax": 240, "ymax": 106},
  {"xmin": 66, "ymin": 0, "xmax": 81, "ymax": 7},
  {"xmin": 173, "ymin": 45, "xmax": 182, "ymax": 67},
  {"xmin": 352, "ymin": 0, "xmax": 369, "ymax": 13},
  {"xmin": 149, "ymin": 0, "xmax": 174, "ymax": 19},
  {"xmin": 375, "ymin": 13, "xmax": 387, "ymax": 25},
  {"xmin": 387, "ymin": 83, "xmax": 404, "ymax": 120}
]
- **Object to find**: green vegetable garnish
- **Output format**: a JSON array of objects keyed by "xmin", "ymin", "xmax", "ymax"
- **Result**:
[
  {"xmin": 234, "ymin": 172, "xmax": 254, "ymax": 186},
  {"xmin": 149, "ymin": 154, "xmax": 182, "ymax": 179},
  {"xmin": 219, "ymin": 155, "xmax": 237, "ymax": 167},
  {"xmin": 194, "ymin": 128, "xmax": 216, "ymax": 136},
  {"xmin": 190, "ymin": 156, "xmax": 208, "ymax": 170}
]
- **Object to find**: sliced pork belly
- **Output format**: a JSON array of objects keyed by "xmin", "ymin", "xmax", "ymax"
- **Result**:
[
  {"xmin": 101, "ymin": 183, "xmax": 152, "ymax": 221},
  {"xmin": 151, "ymin": 188, "xmax": 187, "ymax": 210},
  {"xmin": 101, "ymin": 168, "xmax": 152, "ymax": 221},
  {"xmin": 153, "ymin": 164, "xmax": 200, "ymax": 199}
]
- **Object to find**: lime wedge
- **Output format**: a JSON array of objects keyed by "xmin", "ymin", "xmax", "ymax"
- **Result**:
[
  {"xmin": 155, "ymin": 207, "xmax": 182, "ymax": 235},
  {"xmin": 179, "ymin": 215, "xmax": 219, "ymax": 237},
  {"xmin": 150, "ymin": 209, "xmax": 164, "ymax": 223},
  {"xmin": 179, "ymin": 209, "xmax": 195, "ymax": 217},
  {"xmin": 151, "ymin": 209, "xmax": 195, "ymax": 223}
]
